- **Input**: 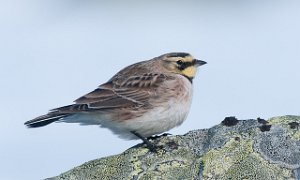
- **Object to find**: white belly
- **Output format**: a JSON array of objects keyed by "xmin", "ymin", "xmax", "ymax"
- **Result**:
[{"xmin": 130, "ymin": 96, "xmax": 192, "ymax": 138}]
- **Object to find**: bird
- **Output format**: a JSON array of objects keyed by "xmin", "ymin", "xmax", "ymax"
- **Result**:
[{"xmin": 24, "ymin": 52, "xmax": 207, "ymax": 151}]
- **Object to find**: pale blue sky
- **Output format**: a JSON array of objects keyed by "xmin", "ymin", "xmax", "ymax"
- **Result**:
[{"xmin": 0, "ymin": 1, "xmax": 299, "ymax": 179}]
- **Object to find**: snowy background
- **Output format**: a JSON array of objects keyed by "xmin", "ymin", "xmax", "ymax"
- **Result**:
[{"xmin": 0, "ymin": 0, "xmax": 299, "ymax": 179}]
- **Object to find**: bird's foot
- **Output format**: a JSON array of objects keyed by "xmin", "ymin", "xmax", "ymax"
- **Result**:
[
  {"xmin": 147, "ymin": 133, "xmax": 172, "ymax": 140},
  {"xmin": 131, "ymin": 131, "xmax": 164, "ymax": 152}
]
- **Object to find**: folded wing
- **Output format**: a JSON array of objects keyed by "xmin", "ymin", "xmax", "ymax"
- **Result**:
[{"xmin": 25, "ymin": 73, "xmax": 173, "ymax": 127}]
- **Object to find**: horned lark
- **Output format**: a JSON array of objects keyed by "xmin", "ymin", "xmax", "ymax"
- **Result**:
[{"xmin": 25, "ymin": 52, "xmax": 206, "ymax": 151}]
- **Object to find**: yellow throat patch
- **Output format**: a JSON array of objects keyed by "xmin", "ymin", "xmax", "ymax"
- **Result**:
[{"xmin": 181, "ymin": 66, "xmax": 197, "ymax": 78}]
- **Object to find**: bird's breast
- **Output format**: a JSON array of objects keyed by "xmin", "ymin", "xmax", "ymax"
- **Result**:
[{"xmin": 129, "ymin": 76, "xmax": 193, "ymax": 137}]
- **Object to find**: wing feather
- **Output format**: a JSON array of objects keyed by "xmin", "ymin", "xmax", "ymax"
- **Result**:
[{"xmin": 72, "ymin": 73, "xmax": 170, "ymax": 111}]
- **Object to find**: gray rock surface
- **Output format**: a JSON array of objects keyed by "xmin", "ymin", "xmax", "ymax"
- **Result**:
[{"xmin": 47, "ymin": 115, "xmax": 300, "ymax": 180}]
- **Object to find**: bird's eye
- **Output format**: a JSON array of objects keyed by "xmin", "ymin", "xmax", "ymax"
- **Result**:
[{"xmin": 176, "ymin": 60, "xmax": 183, "ymax": 65}]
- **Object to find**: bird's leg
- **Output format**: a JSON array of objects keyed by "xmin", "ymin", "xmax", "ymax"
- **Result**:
[
  {"xmin": 147, "ymin": 133, "xmax": 172, "ymax": 140},
  {"xmin": 131, "ymin": 131, "xmax": 157, "ymax": 152}
]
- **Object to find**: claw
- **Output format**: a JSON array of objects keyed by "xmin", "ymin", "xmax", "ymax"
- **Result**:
[
  {"xmin": 147, "ymin": 133, "xmax": 172, "ymax": 140},
  {"xmin": 131, "ymin": 131, "xmax": 160, "ymax": 152}
]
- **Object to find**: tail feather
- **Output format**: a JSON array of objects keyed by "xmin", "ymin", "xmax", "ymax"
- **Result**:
[{"xmin": 24, "ymin": 113, "xmax": 68, "ymax": 128}]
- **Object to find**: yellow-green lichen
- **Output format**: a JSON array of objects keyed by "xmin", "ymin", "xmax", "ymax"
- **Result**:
[
  {"xmin": 67, "ymin": 136, "xmax": 202, "ymax": 180},
  {"xmin": 55, "ymin": 152, "xmax": 132, "ymax": 180},
  {"xmin": 269, "ymin": 115, "xmax": 300, "ymax": 140},
  {"xmin": 127, "ymin": 148, "xmax": 149, "ymax": 179},
  {"xmin": 202, "ymin": 135, "xmax": 254, "ymax": 179},
  {"xmin": 134, "ymin": 137, "xmax": 202, "ymax": 179},
  {"xmin": 268, "ymin": 115, "xmax": 300, "ymax": 124},
  {"xmin": 223, "ymin": 153, "xmax": 292, "ymax": 180}
]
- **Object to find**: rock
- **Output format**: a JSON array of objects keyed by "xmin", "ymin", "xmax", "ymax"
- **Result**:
[{"xmin": 47, "ymin": 115, "xmax": 300, "ymax": 180}]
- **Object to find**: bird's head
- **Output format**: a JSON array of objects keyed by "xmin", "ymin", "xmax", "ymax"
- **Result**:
[{"xmin": 160, "ymin": 52, "xmax": 207, "ymax": 80}]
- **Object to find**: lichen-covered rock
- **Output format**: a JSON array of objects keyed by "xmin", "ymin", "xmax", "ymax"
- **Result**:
[{"xmin": 47, "ymin": 115, "xmax": 300, "ymax": 180}]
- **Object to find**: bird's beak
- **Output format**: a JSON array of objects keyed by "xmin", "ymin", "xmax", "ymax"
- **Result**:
[{"xmin": 195, "ymin": 59, "xmax": 207, "ymax": 67}]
